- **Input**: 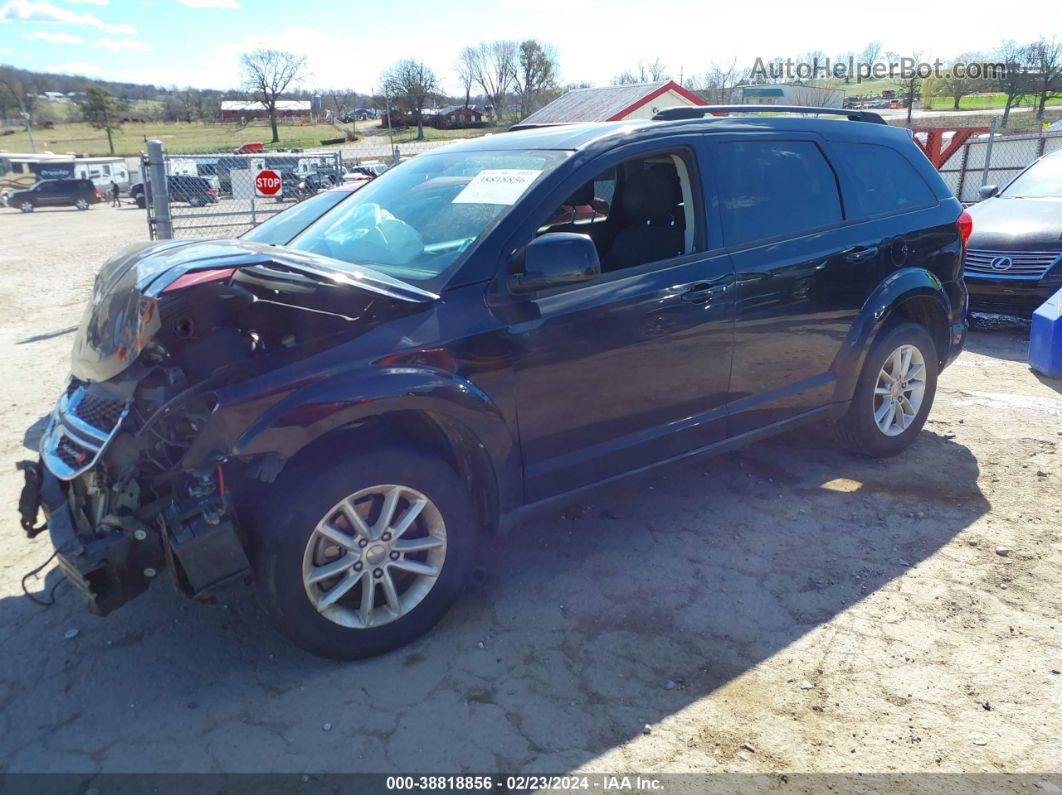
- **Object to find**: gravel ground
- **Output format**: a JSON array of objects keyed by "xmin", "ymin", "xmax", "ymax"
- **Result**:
[{"xmin": 0, "ymin": 204, "xmax": 1059, "ymax": 777}]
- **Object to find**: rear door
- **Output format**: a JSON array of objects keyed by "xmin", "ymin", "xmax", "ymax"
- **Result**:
[{"xmin": 708, "ymin": 136, "xmax": 887, "ymax": 433}]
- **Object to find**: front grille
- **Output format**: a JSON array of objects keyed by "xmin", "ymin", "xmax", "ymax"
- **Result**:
[
  {"xmin": 964, "ymin": 249, "xmax": 1061, "ymax": 279},
  {"xmin": 40, "ymin": 379, "xmax": 130, "ymax": 481},
  {"xmin": 56, "ymin": 435, "xmax": 91, "ymax": 470},
  {"xmin": 72, "ymin": 392, "xmax": 125, "ymax": 433}
]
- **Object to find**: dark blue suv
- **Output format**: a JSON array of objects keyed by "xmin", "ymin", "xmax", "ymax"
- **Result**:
[{"xmin": 20, "ymin": 107, "xmax": 969, "ymax": 659}]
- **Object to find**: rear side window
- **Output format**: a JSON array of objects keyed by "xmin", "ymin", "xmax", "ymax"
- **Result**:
[
  {"xmin": 716, "ymin": 141, "xmax": 842, "ymax": 247},
  {"xmin": 831, "ymin": 142, "xmax": 937, "ymax": 217}
]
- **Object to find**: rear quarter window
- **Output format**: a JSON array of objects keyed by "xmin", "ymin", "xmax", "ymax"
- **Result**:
[
  {"xmin": 830, "ymin": 142, "xmax": 937, "ymax": 217},
  {"xmin": 716, "ymin": 140, "xmax": 843, "ymax": 247}
]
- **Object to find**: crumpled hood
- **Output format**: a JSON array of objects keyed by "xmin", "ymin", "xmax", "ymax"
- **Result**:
[{"xmin": 70, "ymin": 238, "xmax": 436, "ymax": 383}]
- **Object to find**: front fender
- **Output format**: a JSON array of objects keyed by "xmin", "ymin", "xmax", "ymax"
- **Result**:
[
  {"xmin": 832, "ymin": 267, "xmax": 954, "ymax": 402},
  {"xmin": 227, "ymin": 365, "xmax": 514, "ymax": 466}
]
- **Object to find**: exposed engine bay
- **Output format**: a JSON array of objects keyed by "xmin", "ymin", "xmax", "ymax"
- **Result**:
[{"xmin": 22, "ymin": 239, "xmax": 433, "ymax": 615}]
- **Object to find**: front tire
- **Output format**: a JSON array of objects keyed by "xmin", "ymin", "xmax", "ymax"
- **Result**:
[
  {"xmin": 19, "ymin": 200, "xmax": 33, "ymax": 213},
  {"xmin": 253, "ymin": 446, "xmax": 477, "ymax": 659},
  {"xmin": 834, "ymin": 321, "xmax": 938, "ymax": 457}
]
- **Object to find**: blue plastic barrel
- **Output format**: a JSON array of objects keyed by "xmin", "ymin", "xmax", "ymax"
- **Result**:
[{"xmin": 1028, "ymin": 287, "xmax": 1062, "ymax": 379}]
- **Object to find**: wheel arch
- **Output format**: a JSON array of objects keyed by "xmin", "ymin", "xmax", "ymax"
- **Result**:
[
  {"xmin": 833, "ymin": 267, "xmax": 953, "ymax": 402},
  {"xmin": 224, "ymin": 368, "xmax": 520, "ymax": 537}
]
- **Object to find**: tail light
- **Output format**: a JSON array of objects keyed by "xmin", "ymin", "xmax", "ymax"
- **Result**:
[
  {"xmin": 207, "ymin": 187, "xmax": 218, "ymax": 195},
  {"xmin": 956, "ymin": 210, "xmax": 973, "ymax": 246},
  {"xmin": 161, "ymin": 267, "xmax": 236, "ymax": 293},
  {"xmin": 94, "ymin": 189, "xmax": 101, "ymax": 199}
]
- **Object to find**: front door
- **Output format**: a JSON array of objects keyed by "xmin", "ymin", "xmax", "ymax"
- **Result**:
[{"xmin": 506, "ymin": 145, "xmax": 736, "ymax": 502}]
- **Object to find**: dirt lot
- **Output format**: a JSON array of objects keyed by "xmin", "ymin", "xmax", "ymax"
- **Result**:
[{"xmin": 0, "ymin": 204, "xmax": 1059, "ymax": 778}]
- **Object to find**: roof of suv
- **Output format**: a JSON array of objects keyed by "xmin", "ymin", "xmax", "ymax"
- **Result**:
[{"xmin": 437, "ymin": 114, "xmax": 915, "ymax": 155}]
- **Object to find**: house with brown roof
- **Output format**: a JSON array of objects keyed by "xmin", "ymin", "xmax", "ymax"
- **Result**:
[{"xmin": 513, "ymin": 80, "xmax": 706, "ymax": 128}]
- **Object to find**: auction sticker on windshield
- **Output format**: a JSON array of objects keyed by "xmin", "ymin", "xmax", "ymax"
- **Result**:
[{"xmin": 452, "ymin": 169, "xmax": 542, "ymax": 205}]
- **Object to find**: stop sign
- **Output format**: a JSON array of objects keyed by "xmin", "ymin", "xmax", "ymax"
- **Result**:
[{"xmin": 255, "ymin": 169, "xmax": 282, "ymax": 197}]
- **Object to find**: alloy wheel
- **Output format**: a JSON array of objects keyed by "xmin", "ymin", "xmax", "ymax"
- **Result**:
[
  {"xmin": 19, "ymin": 201, "xmax": 33, "ymax": 213},
  {"xmin": 873, "ymin": 344, "xmax": 926, "ymax": 437},
  {"xmin": 302, "ymin": 484, "xmax": 447, "ymax": 629}
]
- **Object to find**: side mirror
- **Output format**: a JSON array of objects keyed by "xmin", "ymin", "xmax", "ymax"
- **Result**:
[
  {"xmin": 978, "ymin": 184, "xmax": 999, "ymax": 199},
  {"xmin": 509, "ymin": 233, "xmax": 600, "ymax": 294}
]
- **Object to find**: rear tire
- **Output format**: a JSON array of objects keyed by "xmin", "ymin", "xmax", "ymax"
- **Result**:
[
  {"xmin": 75, "ymin": 199, "xmax": 89, "ymax": 211},
  {"xmin": 252, "ymin": 446, "xmax": 477, "ymax": 659},
  {"xmin": 834, "ymin": 321, "xmax": 938, "ymax": 457}
]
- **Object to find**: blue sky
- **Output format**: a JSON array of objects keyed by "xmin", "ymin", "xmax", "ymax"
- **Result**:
[{"xmin": 1, "ymin": 0, "xmax": 1060, "ymax": 94}]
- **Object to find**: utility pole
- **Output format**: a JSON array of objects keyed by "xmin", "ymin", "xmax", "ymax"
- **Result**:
[
  {"xmin": 20, "ymin": 95, "xmax": 35, "ymax": 153},
  {"xmin": 384, "ymin": 86, "xmax": 395, "ymax": 160}
]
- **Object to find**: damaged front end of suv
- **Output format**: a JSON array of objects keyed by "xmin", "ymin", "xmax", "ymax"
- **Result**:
[{"xmin": 21, "ymin": 238, "xmax": 435, "ymax": 616}]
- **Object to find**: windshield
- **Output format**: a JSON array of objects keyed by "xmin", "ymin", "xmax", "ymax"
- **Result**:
[
  {"xmin": 242, "ymin": 189, "xmax": 353, "ymax": 246},
  {"xmin": 1002, "ymin": 155, "xmax": 1062, "ymax": 198},
  {"xmin": 286, "ymin": 149, "xmax": 568, "ymax": 287}
]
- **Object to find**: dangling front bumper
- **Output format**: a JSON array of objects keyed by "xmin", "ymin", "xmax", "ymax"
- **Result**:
[{"xmin": 20, "ymin": 459, "xmax": 161, "ymax": 615}]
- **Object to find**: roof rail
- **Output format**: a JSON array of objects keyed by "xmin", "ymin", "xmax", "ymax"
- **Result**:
[{"xmin": 652, "ymin": 105, "xmax": 888, "ymax": 125}]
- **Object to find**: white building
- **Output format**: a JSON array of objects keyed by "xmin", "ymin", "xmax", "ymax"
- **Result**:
[{"xmin": 735, "ymin": 85, "xmax": 845, "ymax": 108}]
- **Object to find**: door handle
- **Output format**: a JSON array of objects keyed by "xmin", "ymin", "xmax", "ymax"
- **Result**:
[
  {"xmin": 843, "ymin": 245, "xmax": 879, "ymax": 263},
  {"xmin": 681, "ymin": 283, "xmax": 728, "ymax": 303}
]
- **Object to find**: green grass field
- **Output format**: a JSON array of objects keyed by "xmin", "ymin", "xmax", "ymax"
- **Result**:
[
  {"xmin": 924, "ymin": 94, "xmax": 1062, "ymax": 111},
  {"xmin": 0, "ymin": 120, "xmax": 348, "ymax": 157}
]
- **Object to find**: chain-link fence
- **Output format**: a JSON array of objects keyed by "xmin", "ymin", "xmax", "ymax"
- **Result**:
[
  {"xmin": 924, "ymin": 127, "xmax": 1062, "ymax": 204},
  {"xmin": 142, "ymin": 138, "xmax": 452, "ymax": 240},
  {"xmin": 143, "ymin": 147, "xmax": 343, "ymax": 239}
]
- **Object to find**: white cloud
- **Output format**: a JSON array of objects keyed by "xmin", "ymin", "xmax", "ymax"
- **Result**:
[
  {"xmin": 66, "ymin": 0, "xmax": 108, "ymax": 5},
  {"xmin": 45, "ymin": 61, "xmax": 104, "ymax": 76},
  {"xmin": 175, "ymin": 0, "xmax": 238, "ymax": 6},
  {"xmin": 24, "ymin": 28, "xmax": 82, "ymax": 42},
  {"xmin": 0, "ymin": 46, "xmax": 12, "ymax": 54},
  {"xmin": 0, "ymin": 0, "xmax": 136, "ymax": 33},
  {"xmin": 92, "ymin": 36, "xmax": 150, "ymax": 51}
]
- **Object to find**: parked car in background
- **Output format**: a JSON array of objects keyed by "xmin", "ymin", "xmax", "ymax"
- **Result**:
[
  {"xmin": 234, "ymin": 142, "xmax": 265, "ymax": 154},
  {"xmin": 343, "ymin": 162, "xmax": 389, "ymax": 181},
  {"xmin": 964, "ymin": 149, "xmax": 1062, "ymax": 316},
  {"xmin": 20, "ymin": 107, "xmax": 969, "ymax": 659},
  {"xmin": 5, "ymin": 178, "xmax": 101, "ymax": 212},
  {"xmin": 129, "ymin": 175, "xmax": 219, "ymax": 209}
]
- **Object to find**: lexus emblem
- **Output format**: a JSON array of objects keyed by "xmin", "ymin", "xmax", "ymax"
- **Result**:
[{"xmin": 990, "ymin": 256, "xmax": 1014, "ymax": 271}]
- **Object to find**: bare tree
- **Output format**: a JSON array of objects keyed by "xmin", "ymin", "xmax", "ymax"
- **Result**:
[
  {"xmin": 514, "ymin": 39, "xmax": 559, "ymax": 117},
  {"xmin": 1028, "ymin": 37, "xmax": 1062, "ymax": 119},
  {"xmin": 886, "ymin": 49, "xmax": 924, "ymax": 123},
  {"xmin": 380, "ymin": 58, "xmax": 440, "ymax": 140},
  {"xmin": 612, "ymin": 58, "xmax": 669, "ymax": 85},
  {"xmin": 455, "ymin": 46, "xmax": 477, "ymax": 109},
  {"xmin": 931, "ymin": 54, "xmax": 990, "ymax": 110},
  {"xmin": 0, "ymin": 66, "xmax": 39, "ymax": 151},
  {"xmin": 240, "ymin": 48, "xmax": 308, "ymax": 143},
  {"xmin": 997, "ymin": 40, "xmax": 1032, "ymax": 128},
  {"xmin": 699, "ymin": 58, "xmax": 750, "ymax": 103},
  {"xmin": 861, "ymin": 41, "xmax": 883, "ymax": 68},
  {"xmin": 468, "ymin": 41, "xmax": 517, "ymax": 119}
]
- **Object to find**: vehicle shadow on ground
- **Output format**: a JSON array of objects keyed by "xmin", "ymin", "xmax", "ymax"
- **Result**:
[{"xmin": 0, "ymin": 429, "xmax": 988, "ymax": 773}]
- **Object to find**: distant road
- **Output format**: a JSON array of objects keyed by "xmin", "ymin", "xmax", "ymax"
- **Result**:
[{"xmin": 878, "ymin": 105, "xmax": 1037, "ymax": 121}]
